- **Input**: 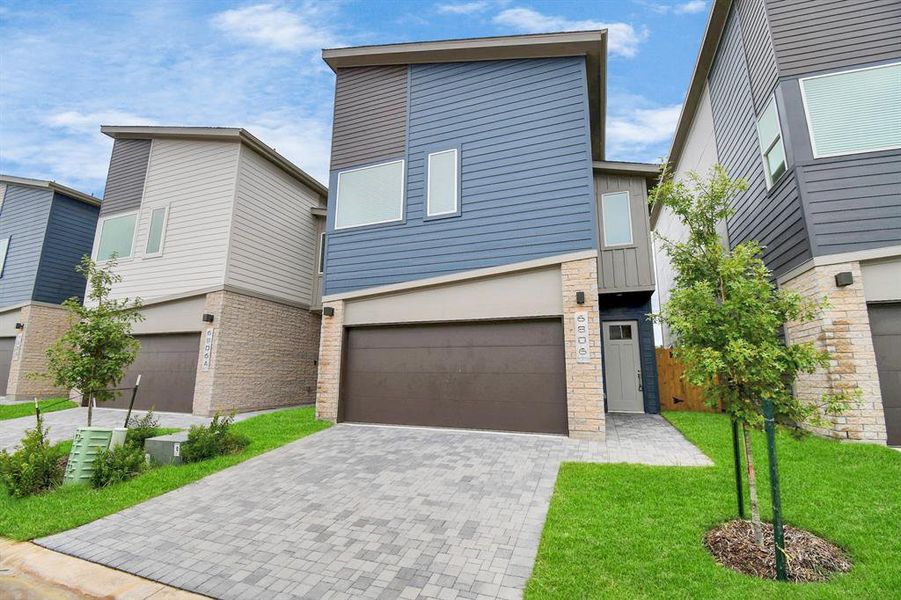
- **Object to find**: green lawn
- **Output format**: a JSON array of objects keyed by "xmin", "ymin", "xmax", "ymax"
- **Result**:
[
  {"xmin": 0, "ymin": 399, "xmax": 77, "ymax": 421},
  {"xmin": 526, "ymin": 411, "xmax": 901, "ymax": 599},
  {"xmin": 0, "ymin": 406, "xmax": 330, "ymax": 540}
]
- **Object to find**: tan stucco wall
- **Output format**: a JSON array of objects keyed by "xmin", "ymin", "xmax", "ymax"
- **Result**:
[
  {"xmin": 861, "ymin": 255, "xmax": 901, "ymax": 303},
  {"xmin": 131, "ymin": 295, "xmax": 206, "ymax": 335}
]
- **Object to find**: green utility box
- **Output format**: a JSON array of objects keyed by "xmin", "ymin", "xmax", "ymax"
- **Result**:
[
  {"xmin": 144, "ymin": 431, "xmax": 189, "ymax": 465},
  {"xmin": 63, "ymin": 427, "xmax": 127, "ymax": 485}
]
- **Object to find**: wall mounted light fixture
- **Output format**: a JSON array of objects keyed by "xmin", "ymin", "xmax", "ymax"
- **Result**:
[
  {"xmin": 323, "ymin": 306, "xmax": 335, "ymax": 317},
  {"xmin": 834, "ymin": 272, "xmax": 853, "ymax": 287},
  {"xmin": 576, "ymin": 291, "xmax": 585, "ymax": 305},
  {"xmin": 14, "ymin": 322, "xmax": 24, "ymax": 330},
  {"xmin": 202, "ymin": 313, "xmax": 215, "ymax": 323}
]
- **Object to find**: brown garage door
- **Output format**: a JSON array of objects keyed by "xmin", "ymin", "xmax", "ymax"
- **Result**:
[
  {"xmin": 341, "ymin": 319, "xmax": 568, "ymax": 434},
  {"xmin": 0, "ymin": 337, "xmax": 14, "ymax": 394},
  {"xmin": 869, "ymin": 303, "xmax": 901, "ymax": 446},
  {"xmin": 101, "ymin": 333, "xmax": 200, "ymax": 413}
]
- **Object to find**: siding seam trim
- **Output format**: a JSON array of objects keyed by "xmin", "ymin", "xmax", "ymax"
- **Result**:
[{"xmin": 223, "ymin": 143, "xmax": 244, "ymax": 287}]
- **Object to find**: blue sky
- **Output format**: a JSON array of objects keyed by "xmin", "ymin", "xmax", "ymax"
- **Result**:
[{"xmin": 0, "ymin": 0, "xmax": 709, "ymax": 197}]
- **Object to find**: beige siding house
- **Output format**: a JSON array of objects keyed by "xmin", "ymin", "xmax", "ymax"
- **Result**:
[{"xmin": 88, "ymin": 126, "xmax": 327, "ymax": 415}]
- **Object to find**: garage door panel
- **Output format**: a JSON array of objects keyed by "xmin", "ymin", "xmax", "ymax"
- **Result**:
[
  {"xmin": 0, "ymin": 337, "xmax": 14, "ymax": 394},
  {"xmin": 102, "ymin": 334, "xmax": 200, "ymax": 413},
  {"xmin": 869, "ymin": 303, "xmax": 901, "ymax": 446},
  {"xmin": 342, "ymin": 320, "xmax": 568, "ymax": 434},
  {"xmin": 346, "ymin": 345, "xmax": 566, "ymax": 374}
]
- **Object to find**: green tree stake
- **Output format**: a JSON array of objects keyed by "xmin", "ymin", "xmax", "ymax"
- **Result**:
[
  {"xmin": 764, "ymin": 399, "xmax": 787, "ymax": 581},
  {"xmin": 731, "ymin": 419, "xmax": 745, "ymax": 519}
]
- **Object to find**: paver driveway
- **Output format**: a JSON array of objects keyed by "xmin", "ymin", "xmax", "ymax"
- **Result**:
[
  {"xmin": 38, "ymin": 415, "xmax": 709, "ymax": 600},
  {"xmin": 0, "ymin": 407, "xmax": 264, "ymax": 452}
]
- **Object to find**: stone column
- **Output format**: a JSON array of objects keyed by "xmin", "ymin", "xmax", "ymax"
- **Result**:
[
  {"xmin": 561, "ymin": 257, "xmax": 605, "ymax": 441},
  {"xmin": 783, "ymin": 261, "xmax": 887, "ymax": 443},
  {"xmin": 315, "ymin": 300, "xmax": 344, "ymax": 423},
  {"xmin": 6, "ymin": 303, "xmax": 72, "ymax": 400}
]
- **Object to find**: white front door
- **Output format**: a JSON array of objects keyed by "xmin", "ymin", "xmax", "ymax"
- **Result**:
[{"xmin": 603, "ymin": 321, "xmax": 643, "ymax": 412}]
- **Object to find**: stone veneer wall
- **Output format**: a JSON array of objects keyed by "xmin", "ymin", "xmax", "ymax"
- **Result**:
[
  {"xmin": 192, "ymin": 290, "xmax": 321, "ymax": 415},
  {"xmin": 783, "ymin": 261, "xmax": 887, "ymax": 443},
  {"xmin": 561, "ymin": 257, "xmax": 605, "ymax": 441},
  {"xmin": 5, "ymin": 303, "xmax": 72, "ymax": 400},
  {"xmin": 315, "ymin": 257, "xmax": 606, "ymax": 440}
]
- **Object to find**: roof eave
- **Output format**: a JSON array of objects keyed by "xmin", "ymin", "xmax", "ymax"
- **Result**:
[{"xmin": 0, "ymin": 174, "xmax": 100, "ymax": 207}]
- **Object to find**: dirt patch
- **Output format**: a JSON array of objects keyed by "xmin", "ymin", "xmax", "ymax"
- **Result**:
[{"xmin": 705, "ymin": 519, "xmax": 851, "ymax": 582}]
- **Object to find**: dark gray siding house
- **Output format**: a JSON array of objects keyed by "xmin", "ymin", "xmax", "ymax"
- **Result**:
[
  {"xmin": 315, "ymin": 32, "xmax": 660, "ymax": 442},
  {"xmin": 0, "ymin": 175, "xmax": 100, "ymax": 399},
  {"xmin": 652, "ymin": 0, "xmax": 901, "ymax": 445}
]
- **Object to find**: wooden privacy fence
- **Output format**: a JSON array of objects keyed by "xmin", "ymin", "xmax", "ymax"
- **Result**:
[{"xmin": 656, "ymin": 347, "xmax": 721, "ymax": 412}]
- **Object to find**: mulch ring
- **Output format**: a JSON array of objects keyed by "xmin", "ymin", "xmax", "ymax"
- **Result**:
[{"xmin": 705, "ymin": 519, "xmax": 852, "ymax": 582}]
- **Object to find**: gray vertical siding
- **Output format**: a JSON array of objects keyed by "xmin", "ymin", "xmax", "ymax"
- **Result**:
[
  {"xmin": 736, "ymin": 0, "xmax": 778, "ymax": 111},
  {"xmin": 0, "ymin": 185, "xmax": 54, "ymax": 306},
  {"xmin": 330, "ymin": 66, "xmax": 408, "ymax": 171},
  {"xmin": 325, "ymin": 57, "xmax": 597, "ymax": 295},
  {"xmin": 100, "ymin": 138, "xmax": 151, "ymax": 216},
  {"xmin": 708, "ymin": 3, "xmax": 811, "ymax": 276},
  {"xmin": 798, "ymin": 149, "xmax": 901, "ymax": 255},
  {"xmin": 595, "ymin": 173, "xmax": 654, "ymax": 292},
  {"xmin": 33, "ymin": 193, "xmax": 99, "ymax": 304},
  {"xmin": 766, "ymin": 0, "xmax": 901, "ymax": 77},
  {"xmin": 598, "ymin": 293, "xmax": 659, "ymax": 414}
]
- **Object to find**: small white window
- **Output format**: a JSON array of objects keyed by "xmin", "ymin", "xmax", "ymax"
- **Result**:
[
  {"xmin": 756, "ymin": 97, "xmax": 787, "ymax": 187},
  {"xmin": 601, "ymin": 191, "xmax": 633, "ymax": 247},
  {"xmin": 318, "ymin": 231, "xmax": 326, "ymax": 274},
  {"xmin": 144, "ymin": 205, "xmax": 169, "ymax": 256},
  {"xmin": 0, "ymin": 237, "xmax": 9, "ymax": 278},
  {"xmin": 335, "ymin": 160, "xmax": 404, "ymax": 230},
  {"xmin": 427, "ymin": 148, "xmax": 459, "ymax": 217},
  {"xmin": 96, "ymin": 212, "xmax": 137, "ymax": 261},
  {"xmin": 801, "ymin": 62, "xmax": 901, "ymax": 158}
]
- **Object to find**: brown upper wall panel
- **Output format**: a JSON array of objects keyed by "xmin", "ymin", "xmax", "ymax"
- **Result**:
[{"xmin": 330, "ymin": 65, "xmax": 408, "ymax": 171}]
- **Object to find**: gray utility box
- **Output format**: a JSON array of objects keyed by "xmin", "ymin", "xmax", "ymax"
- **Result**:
[{"xmin": 144, "ymin": 431, "xmax": 189, "ymax": 465}]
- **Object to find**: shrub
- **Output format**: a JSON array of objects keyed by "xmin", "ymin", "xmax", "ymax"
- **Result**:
[
  {"xmin": 0, "ymin": 411, "xmax": 64, "ymax": 497},
  {"xmin": 125, "ymin": 409, "xmax": 162, "ymax": 448},
  {"xmin": 181, "ymin": 414, "xmax": 249, "ymax": 463},
  {"xmin": 91, "ymin": 443, "xmax": 147, "ymax": 488}
]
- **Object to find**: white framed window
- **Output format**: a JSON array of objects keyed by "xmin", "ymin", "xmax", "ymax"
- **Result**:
[
  {"xmin": 427, "ymin": 148, "xmax": 459, "ymax": 218},
  {"xmin": 335, "ymin": 160, "xmax": 405, "ymax": 230},
  {"xmin": 0, "ymin": 237, "xmax": 9, "ymax": 278},
  {"xmin": 756, "ymin": 96, "xmax": 787, "ymax": 188},
  {"xmin": 601, "ymin": 191, "xmax": 633, "ymax": 247},
  {"xmin": 96, "ymin": 212, "xmax": 137, "ymax": 261},
  {"xmin": 144, "ymin": 205, "xmax": 169, "ymax": 257},
  {"xmin": 318, "ymin": 231, "xmax": 326, "ymax": 274},
  {"xmin": 800, "ymin": 62, "xmax": 901, "ymax": 158}
]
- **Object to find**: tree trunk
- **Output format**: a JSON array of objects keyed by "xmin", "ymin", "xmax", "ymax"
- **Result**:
[
  {"xmin": 86, "ymin": 393, "xmax": 93, "ymax": 427},
  {"xmin": 741, "ymin": 422, "xmax": 764, "ymax": 546}
]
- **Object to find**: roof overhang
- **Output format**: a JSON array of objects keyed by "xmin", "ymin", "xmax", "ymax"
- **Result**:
[
  {"xmin": 100, "ymin": 126, "xmax": 328, "ymax": 199},
  {"xmin": 0, "ymin": 174, "xmax": 100, "ymax": 207},
  {"xmin": 593, "ymin": 160, "xmax": 661, "ymax": 186},
  {"xmin": 322, "ymin": 30, "xmax": 608, "ymax": 161},
  {"xmin": 651, "ymin": 0, "xmax": 731, "ymax": 229}
]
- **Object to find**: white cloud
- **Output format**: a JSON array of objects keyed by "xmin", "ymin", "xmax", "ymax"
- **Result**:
[
  {"xmin": 245, "ymin": 111, "xmax": 332, "ymax": 184},
  {"xmin": 44, "ymin": 110, "xmax": 157, "ymax": 132},
  {"xmin": 493, "ymin": 8, "xmax": 648, "ymax": 57},
  {"xmin": 675, "ymin": 1, "xmax": 707, "ymax": 14},
  {"xmin": 436, "ymin": 1, "xmax": 491, "ymax": 14},
  {"xmin": 211, "ymin": 3, "xmax": 338, "ymax": 51},
  {"xmin": 606, "ymin": 102, "xmax": 682, "ymax": 161}
]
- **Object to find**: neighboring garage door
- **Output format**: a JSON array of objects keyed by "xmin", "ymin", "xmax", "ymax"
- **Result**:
[
  {"xmin": 869, "ymin": 303, "xmax": 901, "ymax": 446},
  {"xmin": 101, "ymin": 333, "xmax": 201, "ymax": 413},
  {"xmin": 341, "ymin": 319, "xmax": 568, "ymax": 434},
  {"xmin": 0, "ymin": 337, "xmax": 14, "ymax": 395}
]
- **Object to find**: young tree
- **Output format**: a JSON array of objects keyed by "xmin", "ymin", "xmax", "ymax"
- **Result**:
[
  {"xmin": 650, "ymin": 165, "xmax": 852, "ymax": 545},
  {"xmin": 43, "ymin": 256, "xmax": 143, "ymax": 426}
]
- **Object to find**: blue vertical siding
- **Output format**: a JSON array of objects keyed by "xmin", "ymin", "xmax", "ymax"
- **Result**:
[
  {"xmin": 33, "ymin": 193, "xmax": 100, "ymax": 304},
  {"xmin": 598, "ymin": 293, "xmax": 660, "ymax": 414},
  {"xmin": 0, "ymin": 185, "xmax": 54, "ymax": 307},
  {"xmin": 324, "ymin": 57, "xmax": 597, "ymax": 295}
]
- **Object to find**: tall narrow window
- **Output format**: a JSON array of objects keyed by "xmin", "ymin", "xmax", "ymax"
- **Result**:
[
  {"xmin": 756, "ymin": 97, "xmax": 786, "ymax": 187},
  {"xmin": 0, "ymin": 237, "xmax": 9, "ymax": 278},
  {"xmin": 318, "ymin": 231, "xmax": 326, "ymax": 274},
  {"xmin": 801, "ymin": 62, "xmax": 901, "ymax": 158},
  {"xmin": 145, "ymin": 206, "xmax": 168, "ymax": 256},
  {"xmin": 427, "ymin": 148, "xmax": 459, "ymax": 217},
  {"xmin": 335, "ymin": 160, "xmax": 405, "ymax": 229},
  {"xmin": 601, "ymin": 191, "xmax": 633, "ymax": 247},
  {"xmin": 97, "ymin": 212, "xmax": 137, "ymax": 261}
]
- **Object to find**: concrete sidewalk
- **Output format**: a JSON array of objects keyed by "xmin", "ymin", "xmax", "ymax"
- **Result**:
[{"xmin": 0, "ymin": 538, "xmax": 205, "ymax": 599}]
